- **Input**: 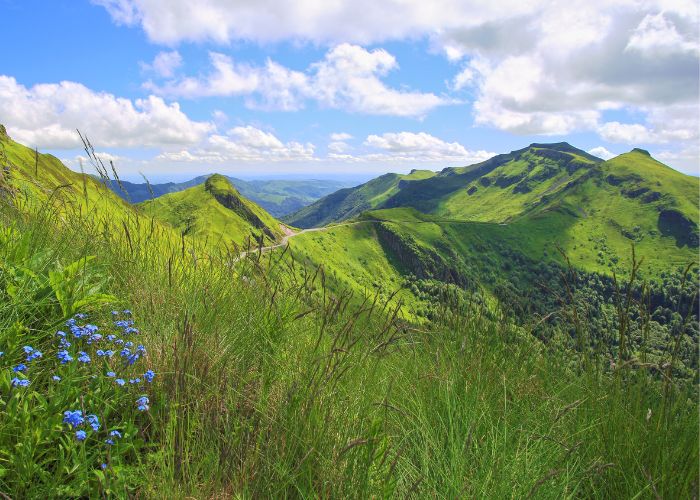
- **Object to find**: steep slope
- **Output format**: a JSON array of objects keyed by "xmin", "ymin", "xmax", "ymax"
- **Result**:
[
  {"xmin": 108, "ymin": 175, "xmax": 350, "ymax": 217},
  {"xmin": 284, "ymin": 169, "xmax": 435, "ymax": 228},
  {"xmin": 286, "ymin": 144, "xmax": 600, "ymax": 227},
  {"xmin": 139, "ymin": 174, "xmax": 284, "ymax": 247},
  {"xmin": 0, "ymin": 125, "xmax": 130, "ymax": 214}
]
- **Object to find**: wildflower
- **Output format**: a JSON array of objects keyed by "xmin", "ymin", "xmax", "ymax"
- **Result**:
[
  {"xmin": 129, "ymin": 378, "xmax": 141, "ymax": 384},
  {"xmin": 11, "ymin": 377, "xmax": 29, "ymax": 387},
  {"xmin": 107, "ymin": 335, "xmax": 116, "ymax": 341},
  {"xmin": 87, "ymin": 414, "xmax": 100, "ymax": 432},
  {"xmin": 115, "ymin": 339, "xmax": 124, "ymax": 345},
  {"xmin": 57, "ymin": 350, "xmax": 73, "ymax": 364},
  {"xmin": 105, "ymin": 350, "xmax": 115, "ymax": 357},
  {"xmin": 26, "ymin": 350, "xmax": 42, "ymax": 362},
  {"xmin": 125, "ymin": 327, "xmax": 139, "ymax": 334},
  {"xmin": 144, "ymin": 370, "xmax": 155, "ymax": 383},
  {"xmin": 0, "ymin": 352, "xmax": 4, "ymax": 357},
  {"xmin": 101, "ymin": 462, "xmax": 108, "ymax": 469},
  {"xmin": 52, "ymin": 375, "xmax": 61, "ymax": 381},
  {"xmin": 110, "ymin": 430, "xmax": 122, "ymax": 438},
  {"xmin": 111, "ymin": 310, "xmax": 119, "ymax": 316},
  {"xmin": 106, "ymin": 371, "xmax": 116, "ymax": 377},
  {"xmin": 126, "ymin": 353, "xmax": 140, "ymax": 366},
  {"xmin": 74, "ymin": 313, "xmax": 87, "ymax": 320},
  {"xmin": 105, "ymin": 439, "xmax": 114, "ymax": 445},
  {"xmin": 13, "ymin": 364, "xmax": 27, "ymax": 372},
  {"xmin": 57, "ymin": 331, "xmax": 66, "ymax": 338},
  {"xmin": 78, "ymin": 351, "xmax": 91, "ymax": 363},
  {"xmin": 123, "ymin": 309, "xmax": 132, "ymax": 315},
  {"xmin": 119, "ymin": 348, "xmax": 130, "ymax": 358},
  {"xmin": 63, "ymin": 410, "xmax": 84, "ymax": 428},
  {"xmin": 59, "ymin": 338, "xmax": 71, "ymax": 348},
  {"xmin": 96, "ymin": 350, "xmax": 106, "ymax": 357},
  {"xmin": 23, "ymin": 346, "xmax": 34, "ymax": 354},
  {"xmin": 75, "ymin": 430, "xmax": 87, "ymax": 441},
  {"xmin": 115, "ymin": 378, "xmax": 126, "ymax": 386},
  {"xmin": 87, "ymin": 333, "xmax": 102, "ymax": 344},
  {"xmin": 136, "ymin": 396, "xmax": 150, "ymax": 411}
]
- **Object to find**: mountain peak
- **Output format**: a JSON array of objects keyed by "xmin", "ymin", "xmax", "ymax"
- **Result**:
[{"xmin": 630, "ymin": 147, "xmax": 651, "ymax": 156}]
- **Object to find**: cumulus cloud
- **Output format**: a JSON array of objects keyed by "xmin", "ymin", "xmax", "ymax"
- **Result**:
[
  {"xmin": 157, "ymin": 126, "xmax": 315, "ymax": 163},
  {"xmin": 587, "ymin": 146, "xmax": 617, "ymax": 160},
  {"xmin": 141, "ymin": 50, "xmax": 183, "ymax": 78},
  {"xmin": 352, "ymin": 131, "xmax": 495, "ymax": 164},
  {"xmin": 145, "ymin": 44, "xmax": 448, "ymax": 117},
  {"xmin": 0, "ymin": 75, "xmax": 213, "ymax": 149},
  {"xmin": 330, "ymin": 132, "xmax": 352, "ymax": 141}
]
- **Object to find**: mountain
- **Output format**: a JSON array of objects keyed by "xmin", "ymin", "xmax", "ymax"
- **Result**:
[
  {"xmin": 284, "ymin": 169, "xmax": 435, "ymax": 227},
  {"xmin": 107, "ymin": 175, "xmax": 350, "ymax": 217},
  {"xmin": 138, "ymin": 174, "xmax": 285, "ymax": 248},
  {"xmin": 0, "ymin": 125, "xmax": 129, "ymax": 214},
  {"xmin": 285, "ymin": 142, "xmax": 698, "ymax": 284}
]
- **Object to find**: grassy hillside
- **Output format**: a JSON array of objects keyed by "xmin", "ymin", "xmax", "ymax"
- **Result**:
[
  {"xmin": 0, "ymin": 125, "xmax": 130, "ymax": 215},
  {"xmin": 139, "ymin": 174, "xmax": 284, "ymax": 248},
  {"xmin": 284, "ymin": 169, "xmax": 435, "ymax": 228},
  {"xmin": 109, "ymin": 175, "xmax": 349, "ymax": 217},
  {"xmin": 0, "ymin": 129, "xmax": 697, "ymax": 497}
]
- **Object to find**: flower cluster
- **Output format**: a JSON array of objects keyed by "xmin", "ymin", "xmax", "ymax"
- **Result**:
[{"xmin": 10, "ymin": 345, "xmax": 43, "ymax": 387}]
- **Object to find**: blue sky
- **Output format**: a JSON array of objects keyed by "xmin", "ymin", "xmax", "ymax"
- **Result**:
[{"xmin": 0, "ymin": 0, "xmax": 697, "ymax": 182}]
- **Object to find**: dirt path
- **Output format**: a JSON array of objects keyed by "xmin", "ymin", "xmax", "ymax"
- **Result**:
[{"xmin": 233, "ymin": 221, "xmax": 364, "ymax": 262}]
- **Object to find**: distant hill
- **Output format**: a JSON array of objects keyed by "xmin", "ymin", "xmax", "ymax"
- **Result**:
[
  {"xmin": 106, "ymin": 175, "xmax": 350, "ymax": 217},
  {"xmin": 284, "ymin": 169, "xmax": 436, "ymax": 228},
  {"xmin": 138, "ymin": 174, "xmax": 284, "ymax": 248}
]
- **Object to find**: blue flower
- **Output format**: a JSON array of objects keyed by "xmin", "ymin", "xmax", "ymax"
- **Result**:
[
  {"xmin": 11, "ymin": 377, "xmax": 29, "ymax": 387},
  {"xmin": 63, "ymin": 410, "xmax": 84, "ymax": 428},
  {"xmin": 115, "ymin": 378, "xmax": 126, "ymax": 386},
  {"xmin": 26, "ymin": 350, "xmax": 42, "ymax": 362},
  {"xmin": 56, "ymin": 331, "xmax": 66, "ymax": 338},
  {"xmin": 74, "ymin": 313, "xmax": 87, "ymax": 320},
  {"xmin": 125, "ymin": 327, "xmax": 140, "ymax": 334},
  {"xmin": 57, "ymin": 350, "xmax": 73, "ymax": 364},
  {"xmin": 110, "ymin": 430, "xmax": 122, "ymax": 438},
  {"xmin": 136, "ymin": 396, "xmax": 150, "ymax": 411},
  {"xmin": 105, "ymin": 350, "xmax": 115, "ymax": 357},
  {"xmin": 115, "ymin": 339, "xmax": 124, "ymax": 345},
  {"xmin": 96, "ymin": 350, "xmax": 105, "ymax": 357},
  {"xmin": 129, "ymin": 378, "xmax": 141, "ymax": 384},
  {"xmin": 87, "ymin": 414, "xmax": 100, "ymax": 432},
  {"xmin": 107, "ymin": 335, "xmax": 116, "ymax": 341},
  {"xmin": 105, "ymin": 439, "xmax": 114, "ymax": 445},
  {"xmin": 77, "ymin": 351, "xmax": 91, "ymax": 363},
  {"xmin": 127, "ymin": 353, "xmax": 140, "ymax": 366},
  {"xmin": 75, "ymin": 430, "xmax": 87, "ymax": 441},
  {"xmin": 52, "ymin": 375, "xmax": 61, "ymax": 381},
  {"xmin": 101, "ymin": 462, "xmax": 108, "ymax": 469},
  {"xmin": 23, "ymin": 346, "xmax": 34, "ymax": 354},
  {"xmin": 111, "ymin": 310, "xmax": 119, "ymax": 316},
  {"xmin": 144, "ymin": 370, "xmax": 155, "ymax": 383},
  {"xmin": 125, "ymin": 341, "xmax": 134, "ymax": 348},
  {"xmin": 123, "ymin": 309, "xmax": 132, "ymax": 315},
  {"xmin": 0, "ymin": 352, "xmax": 4, "ymax": 357},
  {"xmin": 106, "ymin": 371, "xmax": 116, "ymax": 377},
  {"xmin": 13, "ymin": 364, "xmax": 27, "ymax": 372}
]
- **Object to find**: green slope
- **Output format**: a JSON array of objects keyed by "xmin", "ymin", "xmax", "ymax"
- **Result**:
[
  {"xmin": 139, "ymin": 174, "xmax": 284, "ymax": 248},
  {"xmin": 0, "ymin": 125, "xmax": 130, "ymax": 214},
  {"xmin": 284, "ymin": 169, "xmax": 435, "ymax": 228}
]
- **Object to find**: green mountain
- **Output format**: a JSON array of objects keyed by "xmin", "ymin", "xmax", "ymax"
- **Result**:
[
  {"xmin": 0, "ymin": 125, "xmax": 130, "ymax": 213},
  {"xmin": 108, "ymin": 175, "xmax": 350, "ymax": 217},
  {"xmin": 139, "ymin": 174, "xmax": 285, "ymax": 248},
  {"xmin": 283, "ymin": 169, "xmax": 435, "ymax": 227}
]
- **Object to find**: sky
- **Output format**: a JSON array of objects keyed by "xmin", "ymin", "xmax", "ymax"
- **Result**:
[{"xmin": 0, "ymin": 0, "xmax": 698, "ymax": 182}]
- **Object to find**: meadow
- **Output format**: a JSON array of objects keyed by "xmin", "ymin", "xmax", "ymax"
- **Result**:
[{"xmin": 0, "ymin": 177, "xmax": 697, "ymax": 497}]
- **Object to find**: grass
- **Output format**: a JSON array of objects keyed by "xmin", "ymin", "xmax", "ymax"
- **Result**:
[{"xmin": 0, "ymin": 134, "xmax": 697, "ymax": 497}]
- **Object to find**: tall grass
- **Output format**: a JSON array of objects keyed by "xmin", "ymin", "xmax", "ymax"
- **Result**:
[{"xmin": 0, "ymin": 188, "xmax": 697, "ymax": 498}]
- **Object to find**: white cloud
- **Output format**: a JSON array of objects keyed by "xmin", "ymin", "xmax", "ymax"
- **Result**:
[
  {"xmin": 157, "ymin": 126, "xmax": 315, "ymax": 163},
  {"xmin": 0, "ymin": 75, "xmax": 213, "ymax": 149},
  {"xmin": 146, "ymin": 44, "xmax": 448, "ymax": 117},
  {"xmin": 360, "ymin": 131, "xmax": 494, "ymax": 164},
  {"xmin": 141, "ymin": 50, "xmax": 183, "ymax": 78},
  {"xmin": 330, "ymin": 132, "xmax": 352, "ymax": 141},
  {"xmin": 626, "ymin": 13, "xmax": 699, "ymax": 56},
  {"xmin": 587, "ymin": 146, "xmax": 617, "ymax": 160}
]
